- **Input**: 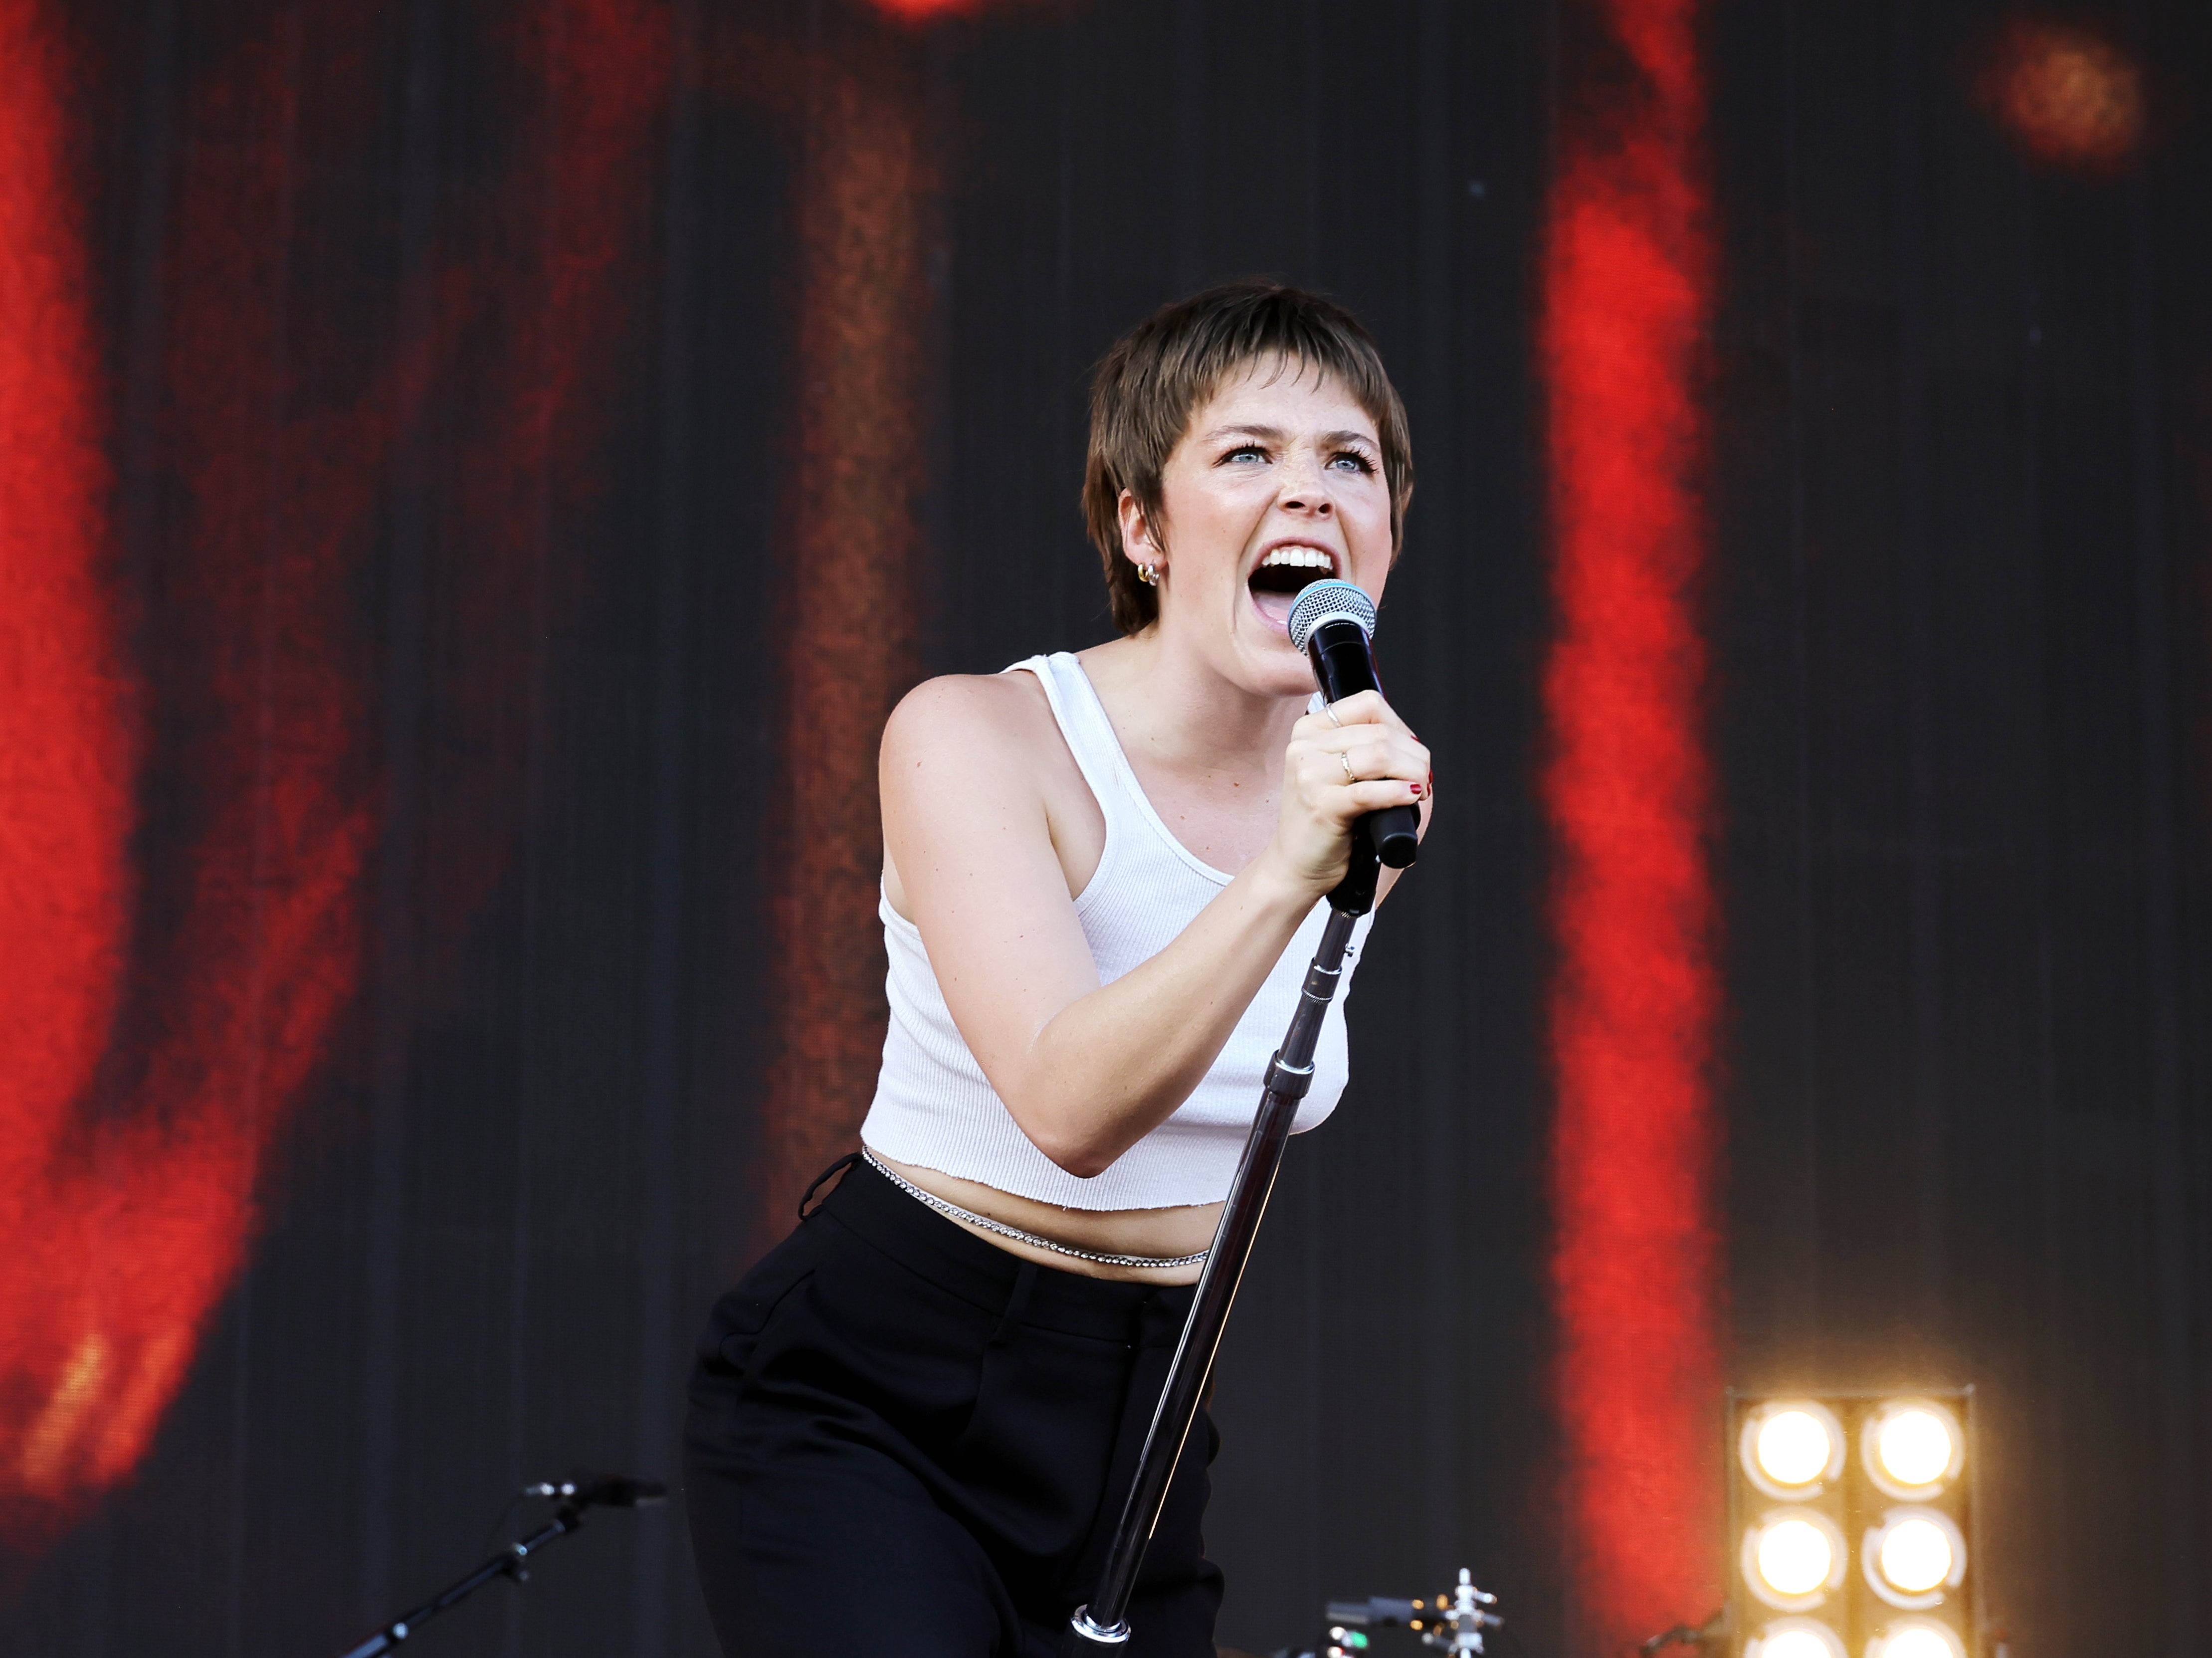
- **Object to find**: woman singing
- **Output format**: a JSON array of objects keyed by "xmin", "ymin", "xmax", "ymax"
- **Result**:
[{"xmin": 685, "ymin": 280, "xmax": 1431, "ymax": 1657}]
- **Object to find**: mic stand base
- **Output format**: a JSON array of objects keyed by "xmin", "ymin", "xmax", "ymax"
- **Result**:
[{"xmin": 1067, "ymin": 1608, "xmax": 1131, "ymax": 1646}]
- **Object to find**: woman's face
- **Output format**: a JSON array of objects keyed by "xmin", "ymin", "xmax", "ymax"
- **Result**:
[{"xmin": 1123, "ymin": 357, "xmax": 1394, "ymax": 700}]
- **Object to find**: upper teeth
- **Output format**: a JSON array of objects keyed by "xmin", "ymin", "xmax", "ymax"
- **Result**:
[{"xmin": 1259, "ymin": 547, "xmax": 1333, "ymax": 570}]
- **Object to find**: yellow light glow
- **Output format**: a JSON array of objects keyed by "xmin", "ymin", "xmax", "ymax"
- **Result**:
[
  {"xmin": 1757, "ymin": 1519, "xmax": 1835, "ymax": 1597},
  {"xmin": 1755, "ymin": 1410, "xmax": 1835, "ymax": 1486},
  {"xmin": 1879, "ymin": 1626, "xmax": 1963, "ymax": 1658},
  {"xmin": 1878, "ymin": 1518, "xmax": 1955, "ymax": 1593},
  {"xmin": 1878, "ymin": 1410, "xmax": 1955, "ymax": 1488},
  {"xmin": 1758, "ymin": 1629, "xmax": 1833, "ymax": 1658}
]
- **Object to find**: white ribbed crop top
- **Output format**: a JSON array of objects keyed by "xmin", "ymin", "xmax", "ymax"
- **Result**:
[{"xmin": 858, "ymin": 652, "xmax": 1373, "ymax": 1210}]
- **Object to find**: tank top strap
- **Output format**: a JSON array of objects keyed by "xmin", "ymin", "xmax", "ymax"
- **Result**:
[{"xmin": 1004, "ymin": 653, "xmax": 1133, "ymax": 837}]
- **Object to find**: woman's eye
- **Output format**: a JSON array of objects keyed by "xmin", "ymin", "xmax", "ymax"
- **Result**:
[
  {"xmin": 1224, "ymin": 445, "xmax": 1266, "ymax": 464},
  {"xmin": 1330, "ymin": 451, "xmax": 1377, "ymax": 474}
]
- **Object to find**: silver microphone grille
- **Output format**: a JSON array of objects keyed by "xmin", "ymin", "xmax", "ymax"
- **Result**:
[{"xmin": 1287, "ymin": 579, "xmax": 1377, "ymax": 652}]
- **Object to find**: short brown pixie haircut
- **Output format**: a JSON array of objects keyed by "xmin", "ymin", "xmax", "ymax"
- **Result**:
[{"xmin": 1083, "ymin": 279, "xmax": 1414, "ymax": 636}]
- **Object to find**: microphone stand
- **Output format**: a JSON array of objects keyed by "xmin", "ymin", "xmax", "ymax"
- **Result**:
[
  {"xmin": 335, "ymin": 1476, "xmax": 663, "ymax": 1658},
  {"xmin": 336, "ymin": 1505, "xmax": 586, "ymax": 1658},
  {"xmin": 1068, "ymin": 839, "xmax": 1383, "ymax": 1651}
]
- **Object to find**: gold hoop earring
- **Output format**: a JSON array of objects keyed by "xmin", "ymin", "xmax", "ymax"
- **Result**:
[{"xmin": 1136, "ymin": 561, "xmax": 1161, "ymax": 587}]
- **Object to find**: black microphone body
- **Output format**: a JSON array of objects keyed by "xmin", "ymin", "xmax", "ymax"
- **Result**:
[{"xmin": 1304, "ymin": 616, "xmax": 1420, "ymax": 870}]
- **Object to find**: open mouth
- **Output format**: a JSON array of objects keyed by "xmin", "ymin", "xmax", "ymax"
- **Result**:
[{"xmin": 1247, "ymin": 546, "xmax": 1337, "ymax": 632}]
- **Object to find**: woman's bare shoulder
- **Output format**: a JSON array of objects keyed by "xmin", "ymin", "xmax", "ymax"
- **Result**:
[{"xmin": 881, "ymin": 670, "xmax": 1061, "ymax": 778}]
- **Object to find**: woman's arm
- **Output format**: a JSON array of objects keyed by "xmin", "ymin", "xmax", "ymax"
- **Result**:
[{"xmin": 881, "ymin": 675, "xmax": 1427, "ymax": 1178}]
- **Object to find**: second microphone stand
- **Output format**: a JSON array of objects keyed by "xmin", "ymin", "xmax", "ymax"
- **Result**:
[{"xmin": 1068, "ymin": 839, "xmax": 1382, "ymax": 1650}]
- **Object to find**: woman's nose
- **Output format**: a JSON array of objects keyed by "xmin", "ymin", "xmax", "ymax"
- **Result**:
[{"xmin": 1278, "ymin": 462, "xmax": 1335, "ymax": 516}]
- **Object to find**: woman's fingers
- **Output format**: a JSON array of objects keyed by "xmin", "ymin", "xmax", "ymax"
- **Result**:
[
  {"xmin": 1294, "ymin": 690, "xmax": 1404, "ymax": 740},
  {"xmin": 1289, "ymin": 746, "xmax": 1427, "ymax": 808},
  {"xmin": 1321, "ymin": 688, "xmax": 1394, "ymax": 729},
  {"xmin": 1293, "ymin": 729, "xmax": 1431, "ymax": 788},
  {"xmin": 1339, "ymin": 777, "xmax": 1426, "ymax": 810},
  {"xmin": 1326, "ymin": 739, "xmax": 1426, "ymax": 781},
  {"xmin": 1276, "ymin": 692, "xmax": 1434, "ymax": 894}
]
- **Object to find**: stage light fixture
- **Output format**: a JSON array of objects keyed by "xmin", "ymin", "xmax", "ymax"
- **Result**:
[
  {"xmin": 1862, "ymin": 1399, "xmax": 1963, "ymax": 1499},
  {"xmin": 1863, "ymin": 1508, "xmax": 1966, "ymax": 1609},
  {"xmin": 1742, "ymin": 1509, "xmax": 1846, "ymax": 1610},
  {"xmin": 1740, "ymin": 1400, "xmax": 1845, "ymax": 1498},
  {"xmin": 1727, "ymin": 1389, "xmax": 1977, "ymax": 1658},
  {"xmin": 1866, "ymin": 1618, "xmax": 1967, "ymax": 1658},
  {"xmin": 1745, "ymin": 1617, "xmax": 1847, "ymax": 1658}
]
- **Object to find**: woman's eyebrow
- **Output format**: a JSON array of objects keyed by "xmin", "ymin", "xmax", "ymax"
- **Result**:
[{"xmin": 1200, "ymin": 422, "xmax": 1379, "ymax": 448}]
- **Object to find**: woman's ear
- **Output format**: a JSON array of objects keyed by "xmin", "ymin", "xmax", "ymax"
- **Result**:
[{"xmin": 1117, "ymin": 487, "xmax": 1162, "ymax": 569}]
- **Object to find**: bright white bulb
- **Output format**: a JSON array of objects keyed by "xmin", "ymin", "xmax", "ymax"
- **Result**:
[
  {"xmin": 1881, "ymin": 1627, "xmax": 1960, "ymax": 1658},
  {"xmin": 1756, "ymin": 1411, "xmax": 1834, "ymax": 1486},
  {"xmin": 1878, "ymin": 1410, "xmax": 1955, "ymax": 1487},
  {"xmin": 1758, "ymin": 1629, "xmax": 1832, "ymax": 1658},
  {"xmin": 1879, "ymin": 1518, "xmax": 1955, "ymax": 1593},
  {"xmin": 1757, "ymin": 1520, "xmax": 1834, "ymax": 1596}
]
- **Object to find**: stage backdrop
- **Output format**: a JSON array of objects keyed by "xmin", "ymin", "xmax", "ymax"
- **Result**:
[{"xmin": 1, "ymin": 1, "xmax": 2206, "ymax": 1656}]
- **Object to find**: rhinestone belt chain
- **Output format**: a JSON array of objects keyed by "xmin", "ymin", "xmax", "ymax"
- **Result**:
[{"xmin": 861, "ymin": 1149, "xmax": 1211, "ymax": 1271}]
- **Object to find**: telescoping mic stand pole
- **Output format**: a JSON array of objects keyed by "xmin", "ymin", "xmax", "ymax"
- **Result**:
[{"xmin": 1070, "ymin": 580, "xmax": 1413, "ymax": 1652}]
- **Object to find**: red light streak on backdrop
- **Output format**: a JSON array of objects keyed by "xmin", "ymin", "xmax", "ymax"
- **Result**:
[
  {"xmin": 865, "ymin": 0, "xmax": 990, "ymax": 18},
  {"xmin": 427, "ymin": 0, "xmax": 671, "ymax": 947},
  {"xmin": 740, "ymin": 27, "xmax": 934, "ymax": 1251},
  {"xmin": 0, "ymin": 0, "xmax": 669, "ymax": 1554},
  {"xmin": 1980, "ymin": 19, "xmax": 2146, "ymax": 174},
  {"xmin": 727, "ymin": 0, "xmax": 1057, "ymax": 1255},
  {"xmin": 1540, "ymin": 0, "xmax": 1724, "ymax": 1645},
  {"xmin": 0, "ymin": 0, "xmax": 144, "ymax": 1516}
]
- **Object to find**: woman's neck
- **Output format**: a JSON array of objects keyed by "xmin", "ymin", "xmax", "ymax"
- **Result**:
[{"xmin": 1078, "ymin": 627, "xmax": 1302, "ymax": 786}]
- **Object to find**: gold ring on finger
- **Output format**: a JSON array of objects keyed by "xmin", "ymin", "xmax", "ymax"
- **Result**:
[{"xmin": 1340, "ymin": 752, "xmax": 1356, "ymax": 784}]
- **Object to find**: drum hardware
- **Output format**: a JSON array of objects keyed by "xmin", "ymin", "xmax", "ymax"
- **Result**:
[
  {"xmin": 1266, "ymin": 1570, "xmax": 1502, "ymax": 1658},
  {"xmin": 1327, "ymin": 1571, "xmax": 1501, "ymax": 1656}
]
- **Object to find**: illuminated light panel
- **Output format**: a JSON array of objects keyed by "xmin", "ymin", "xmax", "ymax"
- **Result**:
[
  {"xmin": 1869, "ymin": 1621, "xmax": 1967, "ymax": 1658},
  {"xmin": 1543, "ymin": 0, "xmax": 1721, "ymax": 1647},
  {"xmin": 1759, "ymin": 1520, "xmax": 1834, "ymax": 1596},
  {"xmin": 1877, "ymin": 1411, "xmax": 1953, "ymax": 1488},
  {"xmin": 1878, "ymin": 1519, "xmax": 1953, "ymax": 1594},
  {"xmin": 1863, "ymin": 1508, "xmax": 1967, "ymax": 1610},
  {"xmin": 1740, "ymin": 1400, "xmax": 1845, "ymax": 1496},
  {"xmin": 1759, "ymin": 1413, "xmax": 1832, "ymax": 1484},
  {"xmin": 1743, "ymin": 1510, "xmax": 1845, "ymax": 1611},
  {"xmin": 1981, "ymin": 20, "xmax": 2145, "ymax": 172},
  {"xmin": 1863, "ymin": 1398, "xmax": 1964, "ymax": 1498},
  {"xmin": 1747, "ymin": 1619, "xmax": 1847, "ymax": 1658}
]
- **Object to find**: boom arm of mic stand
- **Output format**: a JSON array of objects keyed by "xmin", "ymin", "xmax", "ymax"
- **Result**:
[
  {"xmin": 334, "ymin": 1503, "xmax": 587, "ymax": 1658},
  {"xmin": 1068, "ymin": 842, "xmax": 1381, "ymax": 1650}
]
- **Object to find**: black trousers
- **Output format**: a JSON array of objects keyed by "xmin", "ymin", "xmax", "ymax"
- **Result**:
[{"xmin": 683, "ymin": 1158, "xmax": 1223, "ymax": 1657}]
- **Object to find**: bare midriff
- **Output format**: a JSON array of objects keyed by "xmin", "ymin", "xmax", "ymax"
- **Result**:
[{"xmin": 871, "ymin": 1153, "xmax": 1221, "ymax": 1287}]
